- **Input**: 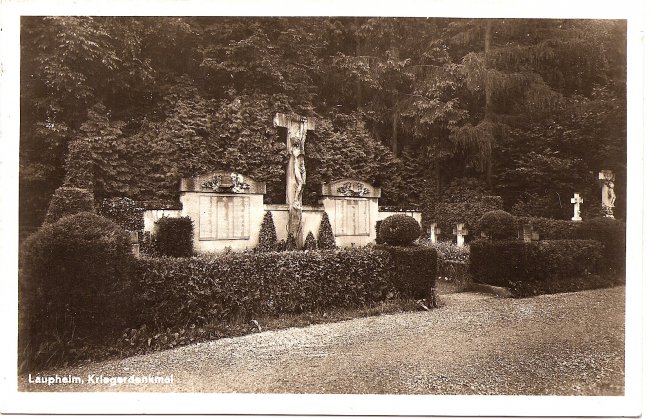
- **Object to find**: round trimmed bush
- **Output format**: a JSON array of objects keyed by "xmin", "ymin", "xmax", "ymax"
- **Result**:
[
  {"xmin": 43, "ymin": 186, "xmax": 95, "ymax": 225},
  {"xmin": 478, "ymin": 210, "xmax": 516, "ymax": 240},
  {"xmin": 20, "ymin": 212, "xmax": 135, "ymax": 352},
  {"xmin": 378, "ymin": 214, "xmax": 421, "ymax": 246}
]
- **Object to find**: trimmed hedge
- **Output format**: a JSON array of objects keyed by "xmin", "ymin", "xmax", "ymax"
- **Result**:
[
  {"xmin": 44, "ymin": 186, "xmax": 95, "ymax": 225},
  {"xmin": 577, "ymin": 217, "xmax": 626, "ymax": 275},
  {"xmin": 478, "ymin": 210, "xmax": 516, "ymax": 240},
  {"xmin": 98, "ymin": 197, "xmax": 145, "ymax": 231},
  {"xmin": 153, "ymin": 216, "xmax": 194, "ymax": 257},
  {"xmin": 469, "ymin": 239, "xmax": 607, "ymax": 297},
  {"xmin": 134, "ymin": 248, "xmax": 396, "ymax": 329},
  {"xmin": 19, "ymin": 212, "xmax": 134, "ymax": 369},
  {"xmin": 514, "ymin": 217, "xmax": 581, "ymax": 240},
  {"xmin": 375, "ymin": 244, "xmax": 437, "ymax": 302},
  {"xmin": 378, "ymin": 214, "xmax": 421, "ymax": 246}
]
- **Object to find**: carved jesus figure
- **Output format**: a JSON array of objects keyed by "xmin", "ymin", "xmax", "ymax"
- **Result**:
[{"xmin": 290, "ymin": 133, "xmax": 306, "ymax": 209}]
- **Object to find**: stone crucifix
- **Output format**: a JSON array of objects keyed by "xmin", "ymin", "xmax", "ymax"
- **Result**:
[
  {"xmin": 571, "ymin": 193, "xmax": 583, "ymax": 221},
  {"xmin": 273, "ymin": 113, "xmax": 316, "ymax": 244}
]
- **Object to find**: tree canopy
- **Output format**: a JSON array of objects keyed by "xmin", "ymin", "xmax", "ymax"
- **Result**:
[{"xmin": 20, "ymin": 17, "xmax": 626, "ymax": 232}]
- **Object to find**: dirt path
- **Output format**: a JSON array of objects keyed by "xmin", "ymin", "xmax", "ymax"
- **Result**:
[{"xmin": 19, "ymin": 287, "xmax": 625, "ymax": 395}]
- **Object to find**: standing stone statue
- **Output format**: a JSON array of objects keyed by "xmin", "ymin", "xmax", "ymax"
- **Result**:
[
  {"xmin": 273, "ymin": 113, "xmax": 316, "ymax": 245},
  {"xmin": 599, "ymin": 170, "xmax": 616, "ymax": 218}
]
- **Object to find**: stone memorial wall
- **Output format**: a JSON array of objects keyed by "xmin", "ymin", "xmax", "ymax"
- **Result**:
[
  {"xmin": 321, "ymin": 179, "xmax": 381, "ymax": 247},
  {"xmin": 178, "ymin": 171, "xmax": 266, "ymax": 252}
]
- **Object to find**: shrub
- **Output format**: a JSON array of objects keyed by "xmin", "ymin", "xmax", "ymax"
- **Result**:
[
  {"xmin": 478, "ymin": 210, "xmax": 516, "ymax": 240},
  {"xmin": 577, "ymin": 217, "xmax": 626, "ymax": 275},
  {"xmin": 469, "ymin": 239, "xmax": 607, "ymax": 297},
  {"xmin": 376, "ymin": 244, "xmax": 437, "ymax": 302},
  {"xmin": 303, "ymin": 231, "xmax": 317, "ymax": 250},
  {"xmin": 257, "ymin": 211, "xmax": 278, "ymax": 252},
  {"xmin": 134, "ymin": 248, "xmax": 396, "ymax": 329},
  {"xmin": 428, "ymin": 241, "xmax": 470, "ymax": 263},
  {"xmin": 97, "ymin": 197, "xmax": 145, "ymax": 231},
  {"xmin": 19, "ymin": 212, "xmax": 134, "ymax": 370},
  {"xmin": 285, "ymin": 233, "xmax": 297, "ymax": 251},
  {"xmin": 43, "ymin": 187, "xmax": 95, "ymax": 225},
  {"xmin": 378, "ymin": 214, "xmax": 421, "ymax": 246},
  {"xmin": 375, "ymin": 220, "xmax": 385, "ymax": 244},
  {"xmin": 153, "ymin": 216, "xmax": 194, "ymax": 257},
  {"xmin": 317, "ymin": 212, "xmax": 336, "ymax": 249},
  {"xmin": 438, "ymin": 260, "xmax": 472, "ymax": 294},
  {"xmin": 515, "ymin": 217, "xmax": 581, "ymax": 240}
]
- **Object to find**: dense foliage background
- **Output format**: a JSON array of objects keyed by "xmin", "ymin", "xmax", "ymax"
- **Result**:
[{"xmin": 20, "ymin": 17, "xmax": 626, "ymax": 236}]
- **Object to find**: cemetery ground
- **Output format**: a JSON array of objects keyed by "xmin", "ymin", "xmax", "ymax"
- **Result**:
[{"xmin": 19, "ymin": 286, "xmax": 625, "ymax": 395}]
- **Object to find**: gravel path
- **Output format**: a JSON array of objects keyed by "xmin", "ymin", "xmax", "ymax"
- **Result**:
[{"xmin": 19, "ymin": 287, "xmax": 625, "ymax": 395}]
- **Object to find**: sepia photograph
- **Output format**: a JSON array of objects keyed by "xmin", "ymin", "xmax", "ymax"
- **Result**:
[{"xmin": 0, "ymin": 0, "xmax": 646, "ymax": 417}]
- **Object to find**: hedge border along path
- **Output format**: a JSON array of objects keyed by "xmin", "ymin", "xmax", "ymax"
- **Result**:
[
  {"xmin": 19, "ymin": 286, "xmax": 625, "ymax": 395},
  {"xmin": 135, "ymin": 248, "xmax": 396, "ymax": 331},
  {"xmin": 469, "ymin": 239, "xmax": 617, "ymax": 297}
]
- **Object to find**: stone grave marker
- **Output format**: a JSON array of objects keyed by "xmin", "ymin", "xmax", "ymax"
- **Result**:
[
  {"xmin": 128, "ymin": 230, "xmax": 140, "ymax": 257},
  {"xmin": 522, "ymin": 224, "xmax": 533, "ymax": 243},
  {"xmin": 430, "ymin": 223, "xmax": 441, "ymax": 243},
  {"xmin": 453, "ymin": 223, "xmax": 468, "ymax": 247},
  {"xmin": 571, "ymin": 192, "xmax": 583, "ymax": 221}
]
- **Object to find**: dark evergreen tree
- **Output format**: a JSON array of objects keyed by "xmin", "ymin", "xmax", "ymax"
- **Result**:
[
  {"xmin": 303, "ymin": 231, "xmax": 317, "ymax": 250},
  {"xmin": 317, "ymin": 212, "xmax": 337, "ymax": 249},
  {"xmin": 257, "ymin": 211, "xmax": 278, "ymax": 252}
]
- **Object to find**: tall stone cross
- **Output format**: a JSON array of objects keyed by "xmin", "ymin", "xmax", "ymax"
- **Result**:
[
  {"xmin": 453, "ymin": 223, "xmax": 468, "ymax": 247},
  {"xmin": 599, "ymin": 170, "xmax": 616, "ymax": 218},
  {"xmin": 571, "ymin": 193, "xmax": 583, "ymax": 221},
  {"xmin": 273, "ymin": 113, "xmax": 316, "ymax": 244}
]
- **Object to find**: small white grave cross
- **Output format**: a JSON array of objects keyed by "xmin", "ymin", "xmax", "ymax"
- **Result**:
[
  {"xmin": 571, "ymin": 193, "xmax": 583, "ymax": 221},
  {"xmin": 430, "ymin": 223, "xmax": 442, "ymax": 243},
  {"xmin": 453, "ymin": 223, "xmax": 468, "ymax": 247}
]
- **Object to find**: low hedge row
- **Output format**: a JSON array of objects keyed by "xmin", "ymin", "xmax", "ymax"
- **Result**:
[
  {"xmin": 469, "ymin": 239, "xmax": 607, "ymax": 297},
  {"xmin": 135, "ymin": 248, "xmax": 397, "ymax": 330},
  {"xmin": 514, "ymin": 217, "xmax": 580, "ymax": 240},
  {"xmin": 375, "ymin": 245, "xmax": 437, "ymax": 302},
  {"xmin": 576, "ymin": 217, "xmax": 626, "ymax": 275}
]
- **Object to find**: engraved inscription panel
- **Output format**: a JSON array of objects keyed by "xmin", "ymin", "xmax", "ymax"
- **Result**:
[
  {"xmin": 199, "ymin": 195, "xmax": 250, "ymax": 240},
  {"xmin": 334, "ymin": 198, "xmax": 370, "ymax": 236}
]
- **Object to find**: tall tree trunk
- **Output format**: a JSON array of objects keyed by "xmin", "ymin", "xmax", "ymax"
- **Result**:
[{"xmin": 484, "ymin": 19, "xmax": 494, "ymax": 192}]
